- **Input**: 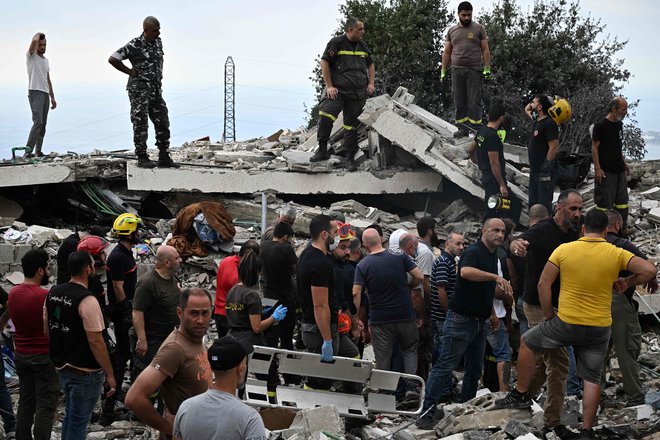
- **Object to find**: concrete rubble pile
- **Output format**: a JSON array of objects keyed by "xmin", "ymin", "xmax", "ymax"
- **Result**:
[{"xmin": 2, "ymin": 91, "xmax": 660, "ymax": 438}]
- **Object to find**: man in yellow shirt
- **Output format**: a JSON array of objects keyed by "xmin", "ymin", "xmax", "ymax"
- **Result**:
[{"xmin": 495, "ymin": 210, "xmax": 656, "ymax": 438}]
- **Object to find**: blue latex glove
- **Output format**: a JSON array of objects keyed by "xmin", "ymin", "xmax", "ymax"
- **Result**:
[
  {"xmin": 271, "ymin": 305, "xmax": 288, "ymax": 322},
  {"xmin": 321, "ymin": 340, "xmax": 334, "ymax": 362}
]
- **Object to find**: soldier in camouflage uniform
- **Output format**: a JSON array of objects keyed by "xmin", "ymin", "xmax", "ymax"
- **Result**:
[{"xmin": 109, "ymin": 16, "xmax": 178, "ymax": 168}]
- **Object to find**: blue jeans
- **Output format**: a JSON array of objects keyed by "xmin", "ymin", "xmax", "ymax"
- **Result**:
[
  {"xmin": 423, "ymin": 311, "xmax": 486, "ymax": 410},
  {"xmin": 431, "ymin": 320, "xmax": 445, "ymax": 364},
  {"xmin": 0, "ymin": 349, "xmax": 16, "ymax": 433},
  {"xmin": 57, "ymin": 368, "xmax": 104, "ymax": 440},
  {"xmin": 566, "ymin": 345, "xmax": 583, "ymax": 396}
]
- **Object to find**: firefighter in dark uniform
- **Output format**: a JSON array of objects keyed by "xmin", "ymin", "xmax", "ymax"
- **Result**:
[
  {"xmin": 108, "ymin": 16, "xmax": 178, "ymax": 169},
  {"xmin": 310, "ymin": 18, "xmax": 375, "ymax": 171}
]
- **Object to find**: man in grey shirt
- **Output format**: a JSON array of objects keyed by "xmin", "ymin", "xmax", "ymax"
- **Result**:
[{"xmin": 173, "ymin": 336, "xmax": 266, "ymax": 440}]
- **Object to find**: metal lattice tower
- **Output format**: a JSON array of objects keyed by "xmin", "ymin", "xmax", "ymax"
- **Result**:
[{"xmin": 223, "ymin": 56, "xmax": 236, "ymax": 142}]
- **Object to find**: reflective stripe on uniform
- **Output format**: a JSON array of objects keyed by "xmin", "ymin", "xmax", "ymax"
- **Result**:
[
  {"xmin": 455, "ymin": 117, "xmax": 469, "ymax": 123},
  {"xmin": 319, "ymin": 111, "xmax": 337, "ymax": 121},
  {"xmin": 343, "ymin": 125, "xmax": 355, "ymax": 131},
  {"xmin": 467, "ymin": 118, "xmax": 483, "ymax": 124},
  {"xmin": 595, "ymin": 206, "xmax": 608, "ymax": 211},
  {"xmin": 614, "ymin": 204, "xmax": 629, "ymax": 209},
  {"xmin": 337, "ymin": 50, "xmax": 369, "ymax": 57}
]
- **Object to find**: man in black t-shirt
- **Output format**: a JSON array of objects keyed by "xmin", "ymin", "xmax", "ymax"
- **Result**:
[
  {"xmin": 469, "ymin": 100, "xmax": 521, "ymax": 223},
  {"xmin": 592, "ymin": 97, "xmax": 630, "ymax": 228},
  {"xmin": 106, "ymin": 214, "xmax": 141, "ymax": 420},
  {"xmin": 508, "ymin": 190, "xmax": 582, "ymax": 434},
  {"xmin": 525, "ymin": 95, "xmax": 559, "ymax": 213},
  {"xmin": 298, "ymin": 215, "xmax": 359, "ymax": 389},
  {"xmin": 417, "ymin": 218, "xmax": 512, "ymax": 429},
  {"xmin": 261, "ymin": 222, "xmax": 298, "ymax": 352},
  {"xmin": 310, "ymin": 17, "xmax": 375, "ymax": 170}
]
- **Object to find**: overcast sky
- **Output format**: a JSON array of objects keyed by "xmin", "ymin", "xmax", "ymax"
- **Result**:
[{"xmin": 1, "ymin": 0, "xmax": 658, "ymax": 133}]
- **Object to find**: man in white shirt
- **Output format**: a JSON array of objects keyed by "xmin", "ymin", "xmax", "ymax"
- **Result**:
[{"xmin": 26, "ymin": 32, "xmax": 56, "ymax": 158}]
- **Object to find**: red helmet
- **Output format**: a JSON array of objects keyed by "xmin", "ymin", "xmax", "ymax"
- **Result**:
[
  {"xmin": 77, "ymin": 235, "xmax": 110, "ymax": 256},
  {"xmin": 338, "ymin": 312, "xmax": 352, "ymax": 335}
]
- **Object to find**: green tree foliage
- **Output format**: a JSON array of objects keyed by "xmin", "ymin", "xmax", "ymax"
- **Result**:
[
  {"xmin": 478, "ymin": 0, "xmax": 645, "ymax": 158},
  {"xmin": 307, "ymin": 0, "xmax": 453, "ymax": 129},
  {"xmin": 308, "ymin": 0, "xmax": 645, "ymax": 159}
]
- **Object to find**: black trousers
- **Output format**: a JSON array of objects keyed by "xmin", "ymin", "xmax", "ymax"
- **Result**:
[{"xmin": 317, "ymin": 93, "xmax": 366, "ymax": 156}]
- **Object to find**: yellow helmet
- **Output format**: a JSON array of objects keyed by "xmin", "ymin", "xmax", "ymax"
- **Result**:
[
  {"xmin": 549, "ymin": 97, "xmax": 572, "ymax": 125},
  {"xmin": 112, "ymin": 213, "xmax": 141, "ymax": 237}
]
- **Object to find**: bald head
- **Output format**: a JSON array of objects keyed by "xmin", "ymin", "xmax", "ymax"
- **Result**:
[
  {"xmin": 143, "ymin": 16, "xmax": 161, "ymax": 41},
  {"xmin": 483, "ymin": 217, "xmax": 504, "ymax": 230},
  {"xmin": 362, "ymin": 228, "xmax": 382, "ymax": 251},
  {"xmin": 528, "ymin": 204, "xmax": 549, "ymax": 226},
  {"xmin": 144, "ymin": 16, "xmax": 160, "ymax": 27},
  {"xmin": 155, "ymin": 245, "xmax": 181, "ymax": 276},
  {"xmin": 399, "ymin": 233, "xmax": 418, "ymax": 257}
]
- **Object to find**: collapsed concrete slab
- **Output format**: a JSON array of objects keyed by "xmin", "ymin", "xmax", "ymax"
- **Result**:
[
  {"xmin": 359, "ymin": 88, "xmax": 529, "ymax": 213},
  {"xmin": 0, "ymin": 157, "xmax": 127, "ymax": 188},
  {"xmin": 126, "ymin": 163, "xmax": 442, "ymax": 195}
]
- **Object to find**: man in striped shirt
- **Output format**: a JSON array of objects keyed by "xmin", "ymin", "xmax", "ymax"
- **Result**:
[{"xmin": 429, "ymin": 232, "xmax": 465, "ymax": 363}]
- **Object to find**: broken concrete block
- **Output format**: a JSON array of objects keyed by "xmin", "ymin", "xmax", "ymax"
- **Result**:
[
  {"xmin": 214, "ymin": 150, "xmax": 275, "ymax": 164},
  {"xmin": 647, "ymin": 207, "xmax": 660, "ymax": 225},
  {"xmin": 0, "ymin": 218, "xmax": 14, "ymax": 228},
  {"xmin": 0, "ymin": 245, "xmax": 14, "ymax": 264},
  {"xmin": 392, "ymin": 87, "xmax": 416, "ymax": 106},
  {"xmin": 15, "ymin": 245, "xmax": 32, "ymax": 262},
  {"xmin": 371, "ymin": 110, "xmax": 435, "ymax": 155},
  {"xmin": 330, "ymin": 200, "xmax": 368, "ymax": 216},
  {"xmin": 642, "ymin": 200, "xmax": 660, "ymax": 210},
  {"xmin": 290, "ymin": 405, "xmax": 344, "ymax": 436},
  {"xmin": 439, "ymin": 199, "xmax": 471, "ymax": 223},
  {"xmin": 4, "ymin": 271, "xmax": 24, "ymax": 285},
  {"xmin": 360, "ymin": 425, "xmax": 389, "ymax": 439},
  {"xmin": 504, "ymin": 419, "xmax": 532, "ymax": 438},
  {"xmin": 435, "ymin": 407, "xmax": 533, "ymax": 437}
]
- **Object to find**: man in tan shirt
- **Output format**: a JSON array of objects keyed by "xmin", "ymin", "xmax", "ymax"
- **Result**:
[{"xmin": 126, "ymin": 288, "xmax": 213, "ymax": 439}]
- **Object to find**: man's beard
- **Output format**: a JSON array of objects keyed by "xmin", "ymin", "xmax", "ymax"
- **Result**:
[
  {"xmin": 40, "ymin": 274, "xmax": 49, "ymax": 286},
  {"xmin": 460, "ymin": 18, "xmax": 472, "ymax": 26}
]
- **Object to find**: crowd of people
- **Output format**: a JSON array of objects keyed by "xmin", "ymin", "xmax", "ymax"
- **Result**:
[
  {"xmin": 11, "ymin": 2, "xmax": 654, "ymax": 440},
  {"xmin": 0, "ymin": 198, "xmax": 656, "ymax": 440}
]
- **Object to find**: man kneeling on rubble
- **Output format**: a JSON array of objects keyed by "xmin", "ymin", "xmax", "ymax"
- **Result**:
[{"xmin": 495, "ymin": 210, "xmax": 656, "ymax": 438}]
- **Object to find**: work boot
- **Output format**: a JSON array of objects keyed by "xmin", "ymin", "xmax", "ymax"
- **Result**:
[
  {"xmin": 158, "ymin": 152, "xmax": 180, "ymax": 168},
  {"xmin": 494, "ymin": 388, "xmax": 532, "ymax": 409},
  {"xmin": 345, "ymin": 157, "xmax": 357, "ymax": 172},
  {"xmin": 98, "ymin": 411, "xmax": 115, "ymax": 427},
  {"xmin": 136, "ymin": 154, "xmax": 157, "ymax": 168},
  {"xmin": 545, "ymin": 424, "xmax": 580, "ymax": 439},
  {"xmin": 453, "ymin": 126, "xmax": 469, "ymax": 138},
  {"xmin": 579, "ymin": 428, "xmax": 597, "ymax": 439},
  {"xmin": 310, "ymin": 145, "xmax": 330, "ymax": 162}
]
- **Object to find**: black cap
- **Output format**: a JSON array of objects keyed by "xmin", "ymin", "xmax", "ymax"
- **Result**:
[{"xmin": 207, "ymin": 336, "xmax": 254, "ymax": 371}]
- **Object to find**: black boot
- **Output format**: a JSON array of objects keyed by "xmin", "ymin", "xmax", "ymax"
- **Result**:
[
  {"xmin": 345, "ymin": 156, "xmax": 357, "ymax": 172},
  {"xmin": 136, "ymin": 154, "xmax": 157, "ymax": 168},
  {"xmin": 158, "ymin": 152, "xmax": 180, "ymax": 168},
  {"xmin": 310, "ymin": 145, "xmax": 330, "ymax": 162}
]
